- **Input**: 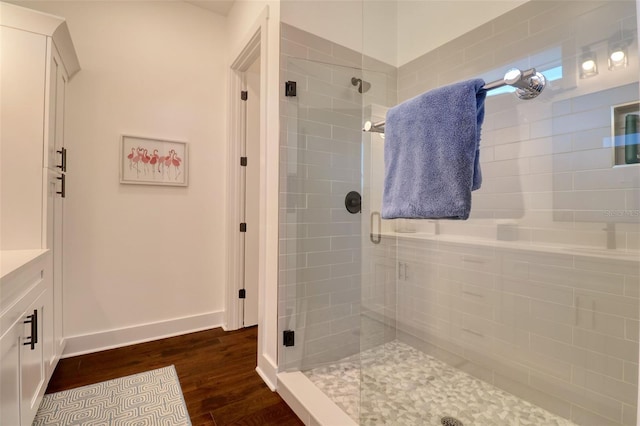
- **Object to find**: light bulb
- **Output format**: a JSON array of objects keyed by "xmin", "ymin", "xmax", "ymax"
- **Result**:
[
  {"xmin": 610, "ymin": 50, "xmax": 625, "ymax": 63},
  {"xmin": 582, "ymin": 59, "xmax": 596, "ymax": 72},
  {"xmin": 579, "ymin": 50, "xmax": 598, "ymax": 79},
  {"xmin": 608, "ymin": 46, "xmax": 628, "ymax": 70}
]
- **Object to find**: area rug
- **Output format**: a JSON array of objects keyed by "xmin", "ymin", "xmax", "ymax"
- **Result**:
[{"xmin": 33, "ymin": 365, "xmax": 191, "ymax": 425}]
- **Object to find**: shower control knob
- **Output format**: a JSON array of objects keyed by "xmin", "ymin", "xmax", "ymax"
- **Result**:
[{"xmin": 345, "ymin": 191, "xmax": 361, "ymax": 214}]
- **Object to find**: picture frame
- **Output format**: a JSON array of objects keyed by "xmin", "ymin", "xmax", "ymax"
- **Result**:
[{"xmin": 120, "ymin": 135, "xmax": 188, "ymax": 186}]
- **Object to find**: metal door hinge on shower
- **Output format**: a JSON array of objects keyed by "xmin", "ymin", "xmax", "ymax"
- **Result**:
[{"xmin": 285, "ymin": 81, "xmax": 297, "ymax": 97}]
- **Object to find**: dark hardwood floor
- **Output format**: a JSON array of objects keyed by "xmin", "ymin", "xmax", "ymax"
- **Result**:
[{"xmin": 46, "ymin": 326, "xmax": 304, "ymax": 425}]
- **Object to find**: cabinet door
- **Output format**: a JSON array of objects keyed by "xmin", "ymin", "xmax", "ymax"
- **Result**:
[
  {"xmin": 53, "ymin": 187, "xmax": 64, "ymax": 357},
  {"xmin": 54, "ymin": 50, "xmax": 67, "ymax": 156},
  {"xmin": 45, "ymin": 47, "xmax": 58, "ymax": 171},
  {"xmin": 0, "ymin": 26, "xmax": 47, "ymax": 249},
  {"xmin": 0, "ymin": 320, "xmax": 21, "ymax": 426},
  {"xmin": 45, "ymin": 46, "xmax": 67, "ymax": 172},
  {"xmin": 43, "ymin": 44, "xmax": 66, "ymax": 363},
  {"xmin": 43, "ymin": 170, "xmax": 64, "ymax": 365},
  {"xmin": 20, "ymin": 290, "xmax": 47, "ymax": 426}
]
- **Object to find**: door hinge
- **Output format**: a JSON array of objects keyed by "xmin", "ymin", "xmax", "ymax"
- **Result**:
[
  {"xmin": 240, "ymin": 223, "xmax": 247, "ymax": 232},
  {"xmin": 241, "ymin": 91, "xmax": 248, "ymax": 101},
  {"xmin": 239, "ymin": 289, "xmax": 246, "ymax": 299},
  {"xmin": 240, "ymin": 157, "xmax": 248, "ymax": 166},
  {"xmin": 285, "ymin": 81, "xmax": 297, "ymax": 97},
  {"xmin": 283, "ymin": 330, "xmax": 295, "ymax": 347}
]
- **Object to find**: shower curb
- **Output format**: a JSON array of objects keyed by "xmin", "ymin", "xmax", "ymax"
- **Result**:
[{"xmin": 277, "ymin": 371, "xmax": 357, "ymax": 426}]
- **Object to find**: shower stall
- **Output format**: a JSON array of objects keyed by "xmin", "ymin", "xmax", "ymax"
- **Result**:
[{"xmin": 278, "ymin": 2, "xmax": 640, "ymax": 425}]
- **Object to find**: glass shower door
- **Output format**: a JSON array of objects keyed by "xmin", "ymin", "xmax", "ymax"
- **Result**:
[
  {"xmin": 279, "ymin": 55, "xmax": 389, "ymax": 371},
  {"xmin": 278, "ymin": 45, "xmax": 397, "ymax": 420}
]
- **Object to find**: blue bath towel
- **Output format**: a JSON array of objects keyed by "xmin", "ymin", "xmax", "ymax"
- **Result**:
[{"xmin": 381, "ymin": 79, "xmax": 486, "ymax": 220}]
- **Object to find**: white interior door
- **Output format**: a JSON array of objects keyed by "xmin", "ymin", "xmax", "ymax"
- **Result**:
[{"xmin": 242, "ymin": 57, "xmax": 260, "ymax": 327}]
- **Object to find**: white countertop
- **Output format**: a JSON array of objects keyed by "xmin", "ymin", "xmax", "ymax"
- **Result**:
[
  {"xmin": 381, "ymin": 232, "xmax": 640, "ymax": 262},
  {"xmin": 1, "ymin": 249, "xmax": 49, "ymax": 280}
]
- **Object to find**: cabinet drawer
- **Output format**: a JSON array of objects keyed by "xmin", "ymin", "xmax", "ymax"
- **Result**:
[
  {"xmin": 1, "ymin": 252, "xmax": 49, "ymax": 340},
  {"xmin": 439, "ymin": 246, "xmax": 499, "ymax": 274}
]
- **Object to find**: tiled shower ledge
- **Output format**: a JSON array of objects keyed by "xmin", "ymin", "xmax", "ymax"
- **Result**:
[
  {"xmin": 303, "ymin": 341, "xmax": 576, "ymax": 426},
  {"xmin": 382, "ymin": 232, "xmax": 639, "ymax": 263}
]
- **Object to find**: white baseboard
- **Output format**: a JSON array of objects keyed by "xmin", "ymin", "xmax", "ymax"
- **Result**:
[
  {"xmin": 257, "ymin": 352, "xmax": 277, "ymax": 390},
  {"xmin": 62, "ymin": 311, "xmax": 224, "ymax": 358}
]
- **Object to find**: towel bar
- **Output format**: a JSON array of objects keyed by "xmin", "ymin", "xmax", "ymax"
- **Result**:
[{"xmin": 363, "ymin": 67, "xmax": 546, "ymax": 133}]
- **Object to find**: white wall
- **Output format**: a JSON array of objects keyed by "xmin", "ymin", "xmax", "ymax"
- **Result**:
[
  {"xmin": 282, "ymin": 0, "xmax": 397, "ymax": 65},
  {"xmin": 281, "ymin": 0, "xmax": 363, "ymax": 61},
  {"xmin": 19, "ymin": 1, "xmax": 228, "ymax": 351},
  {"xmin": 280, "ymin": 0, "xmax": 399, "ymax": 65},
  {"xmin": 397, "ymin": 0, "xmax": 525, "ymax": 66},
  {"xmin": 362, "ymin": 0, "xmax": 397, "ymax": 66},
  {"xmin": 281, "ymin": 0, "xmax": 523, "ymax": 67}
]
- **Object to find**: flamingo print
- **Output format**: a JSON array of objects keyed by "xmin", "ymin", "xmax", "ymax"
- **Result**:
[
  {"xmin": 131, "ymin": 148, "xmax": 142, "ymax": 176},
  {"xmin": 124, "ymin": 145, "xmax": 184, "ymax": 181},
  {"xmin": 162, "ymin": 151, "xmax": 172, "ymax": 177},
  {"xmin": 150, "ymin": 149, "xmax": 159, "ymax": 172},
  {"xmin": 127, "ymin": 148, "xmax": 135, "ymax": 170},
  {"xmin": 141, "ymin": 149, "xmax": 151, "ymax": 174},
  {"xmin": 171, "ymin": 150, "xmax": 182, "ymax": 179}
]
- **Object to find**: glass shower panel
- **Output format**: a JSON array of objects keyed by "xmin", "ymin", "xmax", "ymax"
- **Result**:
[
  {"xmin": 357, "ymin": 1, "xmax": 640, "ymax": 426},
  {"xmin": 279, "ymin": 54, "xmax": 394, "ymax": 377}
]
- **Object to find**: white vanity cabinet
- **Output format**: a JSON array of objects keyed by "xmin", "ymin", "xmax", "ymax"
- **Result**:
[
  {"xmin": 1, "ymin": 2, "xmax": 80, "ymax": 424},
  {"xmin": 1, "ymin": 251, "xmax": 51, "ymax": 426},
  {"xmin": 1, "ymin": 1, "xmax": 79, "ymax": 362}
]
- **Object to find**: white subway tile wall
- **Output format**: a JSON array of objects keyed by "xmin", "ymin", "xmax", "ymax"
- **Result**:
[
  {"xmin": 397, "ymin": 1, "xmax": 640, "ymax": 246},
  {"xmin": 394, "ymin": 236, "xmax": 638, "ymax": 425},
  {"xmin": 392, "ymin": 1, "xmax": 639, "ymax": 425}
]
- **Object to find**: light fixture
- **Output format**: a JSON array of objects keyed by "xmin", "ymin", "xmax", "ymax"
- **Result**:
[
  {"xmin": 608, "ymin": 44, "xmax": 628, "ymax": 70},
  {"xmin": 579, "ymin": 49, "xmax": 598, "ymax": 79},
  {"xmin": 608, "ymin": 30, "xmax": 633, "ymax": 71}
]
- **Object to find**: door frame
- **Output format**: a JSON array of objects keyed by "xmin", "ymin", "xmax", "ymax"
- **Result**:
[{"xmin": 225, "ymin": 8, "xmax": 268, "ymax": 332}]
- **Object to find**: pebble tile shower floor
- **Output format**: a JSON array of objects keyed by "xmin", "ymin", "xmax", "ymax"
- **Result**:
[{"xmin": 304, "ymin": 340, "xmax": 575, "ymax": 426}]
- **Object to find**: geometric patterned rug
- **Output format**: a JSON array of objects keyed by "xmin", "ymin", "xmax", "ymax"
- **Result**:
[{"xmin": 33, "ymin": 365, "xmax": 191, "ymax": 425}]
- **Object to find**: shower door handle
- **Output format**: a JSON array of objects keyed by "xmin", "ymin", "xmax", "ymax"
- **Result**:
[{"xmin": 370, "ymin": 211, "xmax": 381, "ymax": 244}]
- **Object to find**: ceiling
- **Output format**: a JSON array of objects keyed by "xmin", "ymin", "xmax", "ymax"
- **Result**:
[{"xmin": 184, "ymin": 0, "xmax": 235, "ymax": 16}]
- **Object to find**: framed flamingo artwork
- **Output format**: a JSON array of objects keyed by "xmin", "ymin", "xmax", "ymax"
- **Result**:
[{"xmin": 120, "ymin": 135, "xmax": 188, "ymax": 186}]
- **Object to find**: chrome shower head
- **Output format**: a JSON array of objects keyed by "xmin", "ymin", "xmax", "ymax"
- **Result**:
[{"xmin": 351, "ymin": 77, "xmax": 371, "ymax": 94}]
